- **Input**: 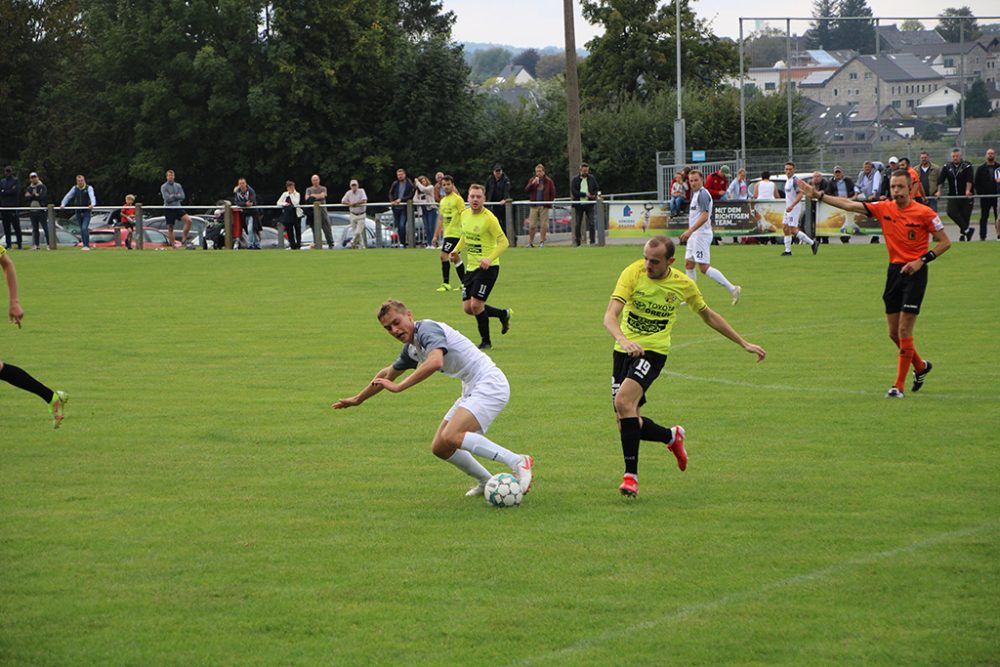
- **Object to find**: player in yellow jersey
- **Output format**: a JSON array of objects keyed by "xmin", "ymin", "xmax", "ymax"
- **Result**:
[
  {"xmin": 435, "ymin": 176, "xmax": 467, "ymax": 292},
  {"xmin": 1, "ymin": 246, "xmax": 68, "ymax": 428},
  {"xmin": 604, "ymin": 236, "xmax": 765, "ymax": 497},
  {"xmin": 451, "ymin": 184, "xmax": 512, "ymax": 350}
]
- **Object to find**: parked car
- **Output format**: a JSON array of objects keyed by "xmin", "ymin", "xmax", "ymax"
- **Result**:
[
  {"xmin": 519, "ymin": 204, "xmax": 572, "ymax": 234},
  {"xmin": 259, "ymin": 215, "xmax": 393, "ymax": 249},
  {"xmin": 142, "ymin": 215, "xmax": 208, "ymax": 246},
  {"xmin": 16, "ymin": 218, "xmax": 80, "ymax": 247},
  {"xmin": 82, "ymin": 227, "xmax": 171, "ymax": 249}
]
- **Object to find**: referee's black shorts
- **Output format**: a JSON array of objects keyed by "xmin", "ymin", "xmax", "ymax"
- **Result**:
[{"xmin": 883, "ymin": 263, "xmax": 928, "ymax": 315}]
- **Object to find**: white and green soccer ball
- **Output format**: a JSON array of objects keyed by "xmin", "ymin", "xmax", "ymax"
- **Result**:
[{"xmin": 484, "ymin": 473, "xmax": 523, "ymax": 508}]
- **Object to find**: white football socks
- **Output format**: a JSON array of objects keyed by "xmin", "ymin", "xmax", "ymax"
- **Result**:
[
  {"xmin": 445, "ymin": 449, "xmax": 491, "ymax": 481},
  {"xmin": 461, "ymin": 432, "xmax": 521, "ymax": 470},
  {"xmin": 796, "ymin": 230, "xmax": 814, "ymax": 245},
  {"xmin": 784, "ymin": 235, "xmax": 793, "ymax": 252},
  {"xmin": 705, "ymin": 267, "xmax": 735, "ymax": 292},
  {"xmin": 685, "ymin": 268, "xmax": 697, "ymax": 281}
]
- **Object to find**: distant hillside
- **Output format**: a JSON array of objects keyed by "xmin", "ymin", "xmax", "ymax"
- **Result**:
[{"xmin": 459, "ymin": 41, "xmax": 588, "ymax": 61}]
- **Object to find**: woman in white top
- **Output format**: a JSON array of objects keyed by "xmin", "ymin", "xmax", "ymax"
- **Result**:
[
  {"xmin": 414, "ymin": 175, "xmax": 437, "ymax": 249},
  {"xmin": 277, "ymin": 180, "xmax": 303, "ymax": 250}
]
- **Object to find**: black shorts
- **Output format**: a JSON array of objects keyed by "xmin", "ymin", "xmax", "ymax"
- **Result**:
[
  {"xmin": 441, "ymin": 237, "xmax": 460, "ymax": 254},
  {"xmin": 462, "ymin": 265, "xmax": 500, "ymax": 302},
  {"xmin": 612, "ymin": 350, "xmax": 667, "ymax": 408},
  {"xmin": 164, "ymin": 209, "xmax": 187, "ymax": 225},
  {"xmin": 883, "ymin": 263, "xmax": 928, "ymax": 315}
]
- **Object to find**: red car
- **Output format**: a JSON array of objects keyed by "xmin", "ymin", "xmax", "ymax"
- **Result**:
[{"xmin": 81, "ymin": 227, "xmax": 172, "ymax": 249}]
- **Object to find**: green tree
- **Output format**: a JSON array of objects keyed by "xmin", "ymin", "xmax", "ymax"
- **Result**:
[
  {"xmin": 832, "ymin": 0, "xmax": 875, "ymax": 54},
  {"xmin": 937, "ymin": 7, "xmax": 981, "ymax": 43},
  {"xmin": 899, "ymin": 19, "xmax": 925, "ymax": 31},
  {"xmin": 807, "ymin": 0, "xmax": 836, "ymax": 49},
  {"xmin": 470, "ymin": 47, "xmax": 512, "ymax": 82},
  {"xmin": 535, "ymin": 54, "xmax": 566, "ymax": 80},
  {"xmin": 964, "ymin": 79, "xmax": 992, "ymax": 117},
  {"xmin": 580, "ymin": 0, "xmax": 738, "ymax": 108},
  {"xmin": 745, "ymin": 27, "xmax": 788, "ymax": 68},
  {"xmin": 511, "ymin": 48, "xmax": 541, "ymax": 78}
]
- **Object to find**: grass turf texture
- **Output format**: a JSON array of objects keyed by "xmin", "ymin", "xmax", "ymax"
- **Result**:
[{"xmin": 2, "ymin": 244, "xmax": 998, "ymax": 666}]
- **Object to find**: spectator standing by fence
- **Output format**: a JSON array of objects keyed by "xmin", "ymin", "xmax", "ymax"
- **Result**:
[
  {"xmin": 342, "ymin": 180, "xmax": 368, "ymax": 249},
  {"xmin": 974, "ymin": 149, "xmax": 999, "ymax": 241},
  {"xmin": 524, "ymin": 164, "xmax": 555, "ymax": 248},
  {"xmin": 485, "ymin": 164, "xmax": 511, "ymax": 233},
  {"xmin": 725, "ymin": 168, "xmax": 750, "ymax": 201},
  {"xmin": 898, "ymin": 158, "xmax": 926, "ymax": 204},
  {"xmin": 160, "ymin": 170, "xmax": 195, "ymax": 247},
  {"xmin": 856, "ymin": 161, "xmax": 882, "ymax": 201},
  {"xmin": 23, "ymin": 172, "xmax": 48, "ymax": 250},
  {"xmin": 278, "ymin": 181, "xmax": 303, "ymax": 250},
  {"xmin": 60, "ymin": 175, "xmax": 95, "ymax": 250},
  {"xmin": 389, "ymin": 168, "xmax": 414, "ymax": 248},
  {"xmin": 937, "ymin": 148, "xmax": 974, "ymax": 242},
  {"xmin": 879, "ymin": 158, "xmax": 899, "ymax": 200},
  {"xmin": 120, "ymin": 194, "xmax": 136, "ymax": 249},
  {"xmin": 431, "ymin": 171, "xmax": 446, "ymax": 247},
  {"xmin": 571, "ymin": 163, "xmax": 600, "ymax": 246},
  {"xmin": 414, "ymin": 175, "xmax": 437, "ymax": 249},
  {"xmin": 0, "ymin": 167, "xmax": 21, "ymax": 250},
  {"xmin": 233, "ymin": 178, "xmax": 258, "ymax": 249},
  {"xmin": 917, "ymin": 152, "xmax": 940, "ymax": 212},
  {"xmin": 705, "ymin": 165, "xmax": 729, "ymax": 201},
  {"xmin": 305, "ymin": 174, "xmax": 335, "ymax": 250}
]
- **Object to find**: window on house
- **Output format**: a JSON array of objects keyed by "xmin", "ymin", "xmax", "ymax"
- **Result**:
[
  {"xmin": 944, "ymin": 58, "xmax": 954, "ymax": 68},
  {"xmin": 864, "ymin": 72, "xmax": 872, "ymax": 80},
  {"xmin": 856, "ymin": 132, "xmax": 866, "ymax": 141},
  {"xmin": 893, "ymin": 100, "xmax": 901, "ymax": 108},
  {"xmin": 765, "ymin": 82, "xmax": 776, "ymax": 91},
  {"xmin": 907, "ymin": 99, "xmax": 915, "ymax": 108},
  {"xmin": 849, "ymin": 72, "xmax": 858, "ymax": 80},
  {"xmin": 833, "ymin": 88, "xmax": 838, "ymax": 96}
]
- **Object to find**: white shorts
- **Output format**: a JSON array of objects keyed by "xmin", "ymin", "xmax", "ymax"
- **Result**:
[
  {"xmin": 444, "ymin": 368, "xmax": 510, "ymax": 433},
  {"xmin": 684, "ymin": 234, "xmax": 712, "ymax": 264},
  {"xmin": 783, "ymin": 207, "xmax": 803, "ymax": 228}
]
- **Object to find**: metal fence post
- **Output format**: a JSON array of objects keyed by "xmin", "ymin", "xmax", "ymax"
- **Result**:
[
  {"xmin": 46, "ymin": 205, "xmax": 56, "ymax": 250},
  {"xmin": 113, "ymin": 208, "xmax": 120, "ymax": 247},
  {"xmin": 596, "ymin": 196, "xmax": 606, "ymax": 247},
  {"xmin": 312, "ymin": 202, "xmax": 322, "ymax": 249},
  {"xmin": 406, "ymin": 200, "xmax": 415, "ymax": 248},
  {"xmin": 135, "ymin": 205, "xmax": 144, "ymax": 250},
  {"xmin": 278, "ymin": 218, "xmax": 286, "ymax": 249},
  {"xmin": 374, "ymin": 212, "xmax": 383, "ymax": 249},
  {"xmin": 505, "ymin": 200, "xmax": 515, "ymax": 247},
  {"xmin": 224, "ymin": 203, "xmax": 233, "ymax": 249}
]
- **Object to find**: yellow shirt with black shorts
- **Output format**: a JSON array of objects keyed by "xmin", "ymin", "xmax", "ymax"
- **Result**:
[
  {"xmin": 611, "ymin": 261, "xmax": 707, "ymax": 403},
  {"xmin": 439, "ymin": 192, "xmax": 466, "ymax": 253},
  {"xmin": 455, "ymin": 207, "xmax": 509, "ymax": 302}
]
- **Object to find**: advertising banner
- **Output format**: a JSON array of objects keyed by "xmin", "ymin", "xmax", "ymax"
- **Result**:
[
  {"xmin": 813, "ymin": 201, "xmax": 881, "ymax": 236},
  {"xmin": 608, "ymin": 200, "xmax": 787, "ymax": 238}
]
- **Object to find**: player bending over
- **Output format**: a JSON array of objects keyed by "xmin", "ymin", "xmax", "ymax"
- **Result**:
[
  {"xmin": 1, "ymin": 246, "xmax": 68, "ymax": 428},
  {"xmin": 604, "ymin": 236, "xmax": 765, "ymax": 497},
  {"xmin": 799, "ymin": 170, "xmax": 950, "ymax": 398},
  {"xmin": 333, "ymin": 299, "xmax": 533, "ymax": 497}
]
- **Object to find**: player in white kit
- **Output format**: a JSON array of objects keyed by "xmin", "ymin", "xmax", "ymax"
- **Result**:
[
  {"xmin": 781, "ymin": 161, "xmax": 820, "ymax": 256},
  {"xmin": 333, "ymin": 299, "xmax": 533, "ymax": 497},
  {"xmin": 678, "ymin": 170, "xmax": 742, "ymax": 305}
]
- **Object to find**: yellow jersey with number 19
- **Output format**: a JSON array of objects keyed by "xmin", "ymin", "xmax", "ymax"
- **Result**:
[
  {"xmin": 611, "ymin": 260, "xmax": 706, "ymax": 356},
  {"xmin": 457, "ymin": 207, "xmax": 508, "ymax": 266},
  {"xmin": 439, "ymin": 192, "xmax": 466, "ymax": 238}
]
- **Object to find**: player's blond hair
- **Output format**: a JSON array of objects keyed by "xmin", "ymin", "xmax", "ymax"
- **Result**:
[
  {"xmin": 468, "ymin": 183, "xmax": 485, "ymax": 194},
  {"xmin": 377, "ymin": 299, "xmax": 408, "ymax": 320}
]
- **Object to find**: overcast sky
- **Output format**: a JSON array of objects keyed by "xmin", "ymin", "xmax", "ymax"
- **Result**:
[{"xmin": 441, "ymin": 0, "xmax": 1000, "ymax": 51}]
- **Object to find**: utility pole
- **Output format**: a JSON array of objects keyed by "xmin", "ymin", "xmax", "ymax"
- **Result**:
[
  {"xmin": 674, "ymin": 0, "xmax": 686, "ymax": 166},
  {"xmin": 564, "ymin": 0, "xmax": 583, "ymax": 182}
]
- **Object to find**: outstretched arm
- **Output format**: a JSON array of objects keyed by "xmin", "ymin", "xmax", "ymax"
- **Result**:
[
  {"xmin": 697, "ymin": 306, "xmax": 765, "ymax": 362},
  {"xmin": 332, "ymin": 365, "xmax": 403, "ymax": 409},
  {"xmin": 798, "ymin": 179, "xmax": 867, "ymax": 214},
  {"xmin": 371, "ymin": 349, "xmax": 444, "ymax": 393}
]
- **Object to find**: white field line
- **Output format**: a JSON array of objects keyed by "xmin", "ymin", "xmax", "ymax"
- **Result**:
[{"xmin": 508, "ymin": 519, "xmax": 1000, "ymax": 667}]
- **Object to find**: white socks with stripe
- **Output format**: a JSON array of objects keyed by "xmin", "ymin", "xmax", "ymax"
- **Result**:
[
  {"xmin": 445, "ymin": 450, "xmax": 491, "ymax": 482},
  {"xmin": 461, "ymin": 432, "xmax": 521, "ymax": 470},
  {"xmin": 705, "ymin": 267, "xmax": 735, "ymax": 292}
]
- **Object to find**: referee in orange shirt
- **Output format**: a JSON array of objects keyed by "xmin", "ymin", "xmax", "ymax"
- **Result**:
[{"xmin": 799, "ymin": 170, "xmax": 951, "ymax": 398}]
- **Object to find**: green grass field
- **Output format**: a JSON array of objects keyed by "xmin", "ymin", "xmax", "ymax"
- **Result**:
[{"xmin": 2, "ymin": 243, "xmax": 998, "ymax": 666}]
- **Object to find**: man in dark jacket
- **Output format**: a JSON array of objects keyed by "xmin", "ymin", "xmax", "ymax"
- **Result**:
[
  {"xmin": 0, "ymin": 167, "xmax": 22, "ymax": 250},
  {"xmin": 570, "ymin": 163, "xmax": 600, "ymax": 246},
  {"xmin": 388, "ymin": 168, "xmax": 415, "ymax": 247},
  {"xmin": 936, "ymin": 148, "xmax": 975, "ymax": 242},
  {"xmin": 484, "ymin": 163, "xmax": 511, "ymax": 231},
  {"xmin": 974, "ymin": 148, "xmax": 999, "ymax": 240},
  {"xmin": 23, "ymin": 172, "xmax": 48, "ymax": 249}
]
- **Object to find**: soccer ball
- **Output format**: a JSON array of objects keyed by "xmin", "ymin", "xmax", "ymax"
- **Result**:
[{"xmin": 484, "ymin": 473, "xmax": 523, "ymax": 508}]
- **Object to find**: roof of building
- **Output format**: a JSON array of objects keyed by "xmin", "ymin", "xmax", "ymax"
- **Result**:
[
  {"xmin": 799, "ymin": 69, "xmax": 837, "ymax": 86},
  {"xmin": 856, "ymin": 53, "xmax": 942, "ymax": 82},
  {"xmin": 901, "ymin": 41, "xmax": 989, "ymax": 58},
  {"xmin": 876, "ymin": 25, "xmax": 945, "ymax": 50}
]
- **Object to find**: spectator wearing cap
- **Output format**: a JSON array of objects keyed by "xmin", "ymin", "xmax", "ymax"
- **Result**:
[
  {"xmin": 524, "ymin": 163, "xmax": 556, "ymax": 248},
  {"xmin": 705, "ymin": 165, "xmax": 730, "ymax": 201},
  {"xmin": 342, "ymin": 179, "xmax": 368, "ymax": 249},
  {"xmin": 878, "ymin": 157, "xmax": 899, "ymax": 200},
  {"xmin": 485, "ymin": 163, "xmax": 511, "ymax": 231},
  {"xmin": 570, "ymin": 162, "xmax": 600, "ymax": 246},
  {"xmin": 0, "ymin": 166, "xmax": 21, "ymax": 250},
  {"xmin": 23, "ymin": 172, "xmax": 49, "ymax": 249}
]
